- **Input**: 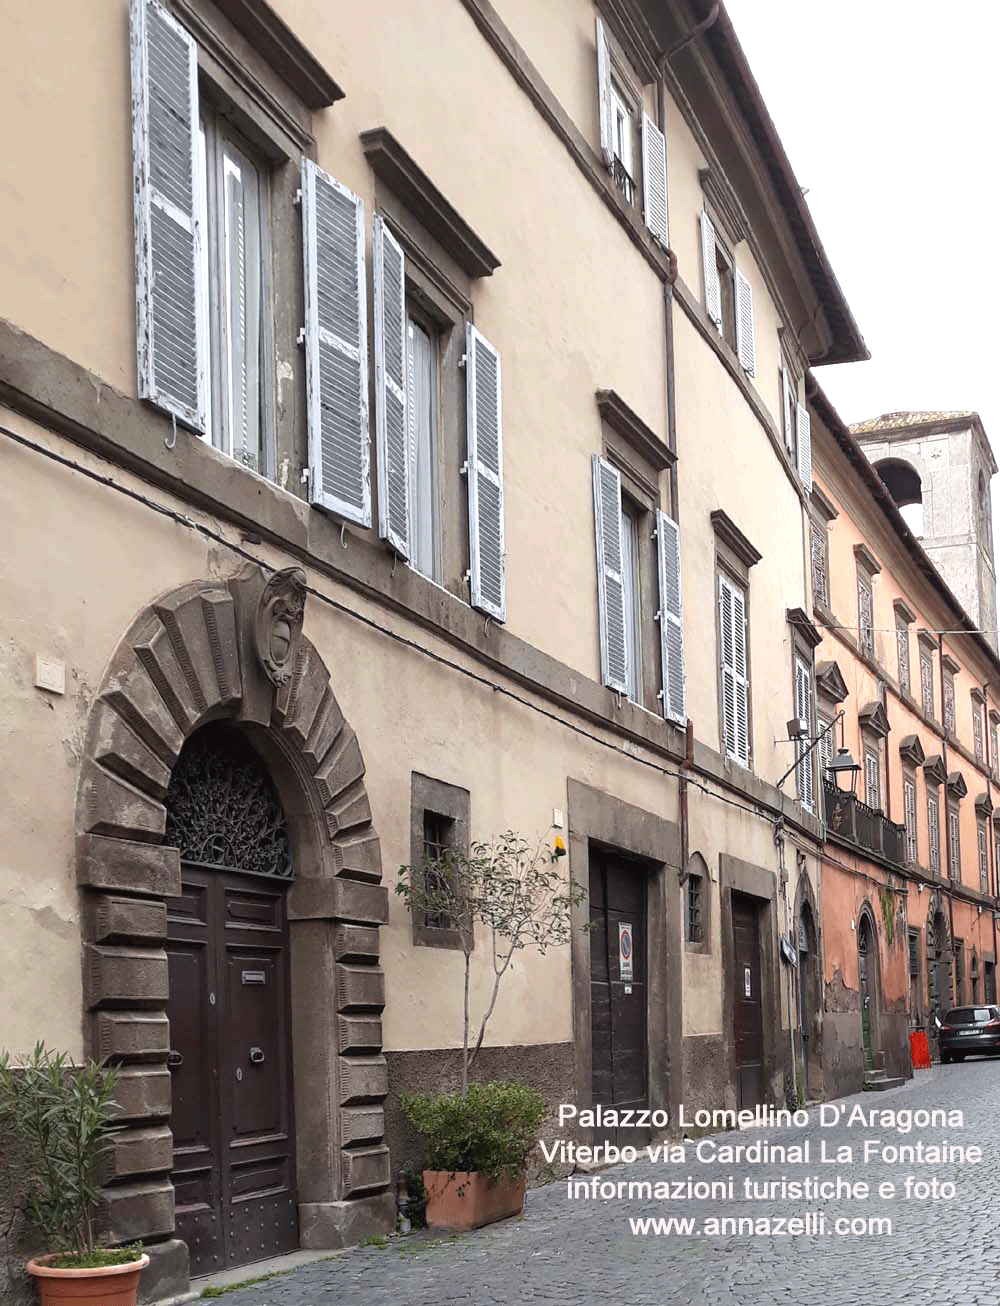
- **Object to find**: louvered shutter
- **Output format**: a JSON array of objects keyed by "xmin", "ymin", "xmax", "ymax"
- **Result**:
[
  {"xmin": 719, "ymin": 574, "xmax": 749, "ymax": 764},
  {"xmin": 596, "ymin": 17, "xmax": 614, "ymax": 166},
  {"xmin": 656, "ymin": 511, "xmax": 685, "ymax": 724},
  {"xmin": 373, "ymin": 216, "xmax": 409, "ymax": 557},
  {"xmin": 301, "ymin": 159, "xmax": 370, "ymax": 525},
  {"xmin": 700, "ymin": 211, "xmax": 722, "ymax": 331},
  {"xmin": 864, "ymin": 751, "xmax": 880, "ymax": 809},
  {"xmin": 131, "ymin": 0, "xmax": 205, "ymax": 432},
  {"xmin": 593, "ymin": 456, "xmax": 628, "ymax": 694},
  {"xmin": 466, "ymin": 324, "xmax": 505, "ymax": 620},
  {"xmin": 641, "ymin": 113, "xmax": 668, "ymax": 247},
  {"xmin": 734, "ymin": 268, "xmax": 756, "ymax": 376},
  {"xmin": 794, "ymin": 657, "xmax": 814, "ymax": 810},
  {"xmin": 796, "ymin": 401, "xmax": 812, "ymax": 490},
  {"xmin": 781, "ymin": 365, "xmax": 794, "ymax": 454}
]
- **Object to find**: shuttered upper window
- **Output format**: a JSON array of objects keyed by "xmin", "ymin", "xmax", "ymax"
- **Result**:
[
  {"xmin": 928, "ymin": 791, "xmax": 941, "ymax": 873},
  {"xmin": 903, "ymin": 773, "xmax": 918, "ymax": 863},
  {"xmin": 857, "ymin": 568, "xmax": 875, "ymax": 661},
  {"xmin": 793, "ymin": 656, "xmax": 815, "ymax": 811},
  {"xmin": 719, "ymin": 572, "xmax": 750, "ymax": 765}
]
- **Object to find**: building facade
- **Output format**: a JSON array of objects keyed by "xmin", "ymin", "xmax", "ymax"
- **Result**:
[
  {"xmin": 808, "ymin": 385, "xmax": 1000, "ymax": 1099},
  {"xmin": 0, "ymin": 0, "xmax": 866, "ymax": 1299}
]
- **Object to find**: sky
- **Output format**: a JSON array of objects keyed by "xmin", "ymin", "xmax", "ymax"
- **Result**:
[{"xmin": 723, "ymin": 1, "xmax": 1000, "ymax": 463}]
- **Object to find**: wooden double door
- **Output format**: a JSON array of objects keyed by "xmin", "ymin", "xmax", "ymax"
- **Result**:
[
  {"xmin": 166, "ymin": 865, "xmax": 298, "ymax": 1276},
  {"xmin": 589, "ymin": 852, "xmax": 648, "ymax": 1145},
  {"xmin": 732, "ymin": 893, "xmax": 764, "ymax": 1110}
]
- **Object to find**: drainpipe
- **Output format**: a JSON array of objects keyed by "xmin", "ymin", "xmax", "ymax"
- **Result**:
[
  {"xmin": 662, "ymin": 1, "xmax": 721, "ymax": 65},
  {"xmin": 939, "ymin": 635, "xmax": 957, "ymax": 1005}
]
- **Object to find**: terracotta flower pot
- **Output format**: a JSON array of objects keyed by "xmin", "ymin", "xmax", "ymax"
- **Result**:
[
  {"xmin": 423, "ymin": 1170, "xmax": 526, "ymax": 1231},
  {"xmin": 26, "ymin": 1252, "xmax": 149, "ymax": 1306}
]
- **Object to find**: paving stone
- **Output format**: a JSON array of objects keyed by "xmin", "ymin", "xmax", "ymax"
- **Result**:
[{"xmin": 210, "ymin": 1062, "xmax": 999, "ymax": 1304}]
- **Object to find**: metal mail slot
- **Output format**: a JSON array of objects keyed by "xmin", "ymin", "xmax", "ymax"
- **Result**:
[{"xmin": 242, "ymin": 970, "xmax": 266, "ymax": 985}]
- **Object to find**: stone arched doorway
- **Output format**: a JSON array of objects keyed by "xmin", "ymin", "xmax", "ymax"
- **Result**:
[
  {"xmin": 74, "ymin": 566, "xmax": 394, "ymax": 1298},
  {"xmin": 164, "ymin": 723, "xmax": 298, "ymax": 1275},
  {"xmin": 857, "ymin": 908, "xmax": 879, "ymax": 1071},
  {"xmin": 797, "ymin": 901, "xmax": 821, "ymax": 1099},
  {"xmin": 927, "ymin": 898, "xmax": 952, "ymax": 1030}
]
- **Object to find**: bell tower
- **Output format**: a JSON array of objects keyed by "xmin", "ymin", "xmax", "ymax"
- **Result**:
[{"xmin": 851, "ymin": 411, "xmax": 998, "ymax": 652}]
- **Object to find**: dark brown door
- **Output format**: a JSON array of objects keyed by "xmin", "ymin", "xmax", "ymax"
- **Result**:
[
  {"xmin": 589, "ymin": 852, "xmax": 647, "ymax": 1145},
  {"xmin": 167, "ymin": 866, "xmax": 298, "ymax": 1276},
  {"xmin": 732, "ymin": 893, "xmax": 764, "ymax": 1110}
]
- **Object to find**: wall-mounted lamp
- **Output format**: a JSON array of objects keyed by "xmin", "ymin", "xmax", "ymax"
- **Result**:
[
  {"xmin": 826, "ymin": 747, "xmax": 862, "ymax": 797},
  {"xmin": 917, "ymin": 882, "xmax": 924, "ymax": 895}
]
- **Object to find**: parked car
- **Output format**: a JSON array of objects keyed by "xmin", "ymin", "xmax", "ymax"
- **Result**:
[{"xmin": 939, "ymin": 1006, "xmax": 1000, "ymax": 1062}]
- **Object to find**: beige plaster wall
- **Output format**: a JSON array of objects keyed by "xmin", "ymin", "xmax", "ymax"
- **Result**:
[{"xmin": 0, "ymin": 412, "xmax": 683, "ymax": 1058}]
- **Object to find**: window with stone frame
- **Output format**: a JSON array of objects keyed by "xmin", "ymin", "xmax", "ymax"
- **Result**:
[
  {"xmin": 810, "ymin": 520, "xmax": 829, "ymax": 610},
  {"xmin": 686, "ymin": 871, "xmax": 704, "ymax": 944},
  {"xmin": 919, "ymin": 641, "xmax": 936, "ymax": 720},
  {"xmin": 857, "ymin": 568, "xmax": 875, "ymax": 661},
  {"xmin": 991, "ymin": 711, "xmax": 1000, "ymax": 781},
  {"xmin": 409, "ymin": 773, "xmax": 471, "ymax": 949},
  {"xmin": 943, "ymin": 662, "xmax": 957, "ymax": 736},
  {"xmin": 948, "ymin": 800, "xmax": 961, "ymax": 880},
  {"xmin": 863, "ymin": 740, "xmax": 882, "ymax": 811},
  {"xmin": 978, "ymin": 818, "xmax": 990, "ymax": 894},
  {"xmin": 972, "ymin": 693, "xmax": 985, "ymax": 763},
  {"xmin": 954, "ymin": 939, "xmax": 965, "ymax": 1006},
  {"xmin": 908, "ymin": 926, "xmax": 922, "ymax": 1024},
  {"xmin": 903, "ymin": 771, "xmax": 918, "ymax": 864},
  {"xmin": 927, "ymin": 789, "xmax": 941, "ymax": 874},
  {"xmin": 895, "ymin": 613, "xmax": 912, "ymax": 696}
]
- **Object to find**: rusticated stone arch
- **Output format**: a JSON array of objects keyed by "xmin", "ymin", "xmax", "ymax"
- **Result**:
[
  {"xmin": 75, "ymin": 565, "xmax": 393, "ymax": 1297},
  {"xmin": 926, "ymin": 891, "xmax": 952, "ymax": 1023}
]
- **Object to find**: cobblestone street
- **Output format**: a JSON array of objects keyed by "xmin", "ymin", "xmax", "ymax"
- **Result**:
[{"xmin": 205, "ymin": 1062, "xmax": 1000, "ymax": 1305}]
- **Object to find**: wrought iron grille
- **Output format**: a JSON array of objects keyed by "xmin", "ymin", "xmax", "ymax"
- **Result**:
[{"xmin": 165, "ymin": 725, "xmax": 292, "ymax": 879}]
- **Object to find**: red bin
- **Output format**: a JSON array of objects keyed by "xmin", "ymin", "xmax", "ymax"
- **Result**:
[{"xmin": 909, "ymin": 1028, "xmax": 931, "ymax": 1070}]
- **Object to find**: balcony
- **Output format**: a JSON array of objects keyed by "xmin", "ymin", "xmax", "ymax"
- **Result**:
[{"xmin": 823, "ymin": 781, "xmax": 907, "ymax": 867}]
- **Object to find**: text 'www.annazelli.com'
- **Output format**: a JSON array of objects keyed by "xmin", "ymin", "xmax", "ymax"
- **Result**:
[{"xmin": 627, "ymin": 1213, "xmax": 891, "ymax": 1237}]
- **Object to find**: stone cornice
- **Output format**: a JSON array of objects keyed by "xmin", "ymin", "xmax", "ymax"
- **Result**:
[
  {"xmin": 596, "ymin": 390, "xmax": 675, "ymax": 471},
  {"xmin": 710, "ymin": 509, "xmax": 762, "ymax": 569},
  {"xmin": 360, "ymin": 128, "xmax": 500, "ymax": 278}
]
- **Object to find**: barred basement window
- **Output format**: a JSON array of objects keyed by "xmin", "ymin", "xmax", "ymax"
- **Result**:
[
  {"xmin": 908, "ymin": 928, "xmax": 920, "ymax": 979},
  {"xmin": 686, "ymin": 873, "xmax": 703, "ymax": 944},
  {"xmin": 422, "ymin": 809, "xmax": 456, "ymax": 929}
]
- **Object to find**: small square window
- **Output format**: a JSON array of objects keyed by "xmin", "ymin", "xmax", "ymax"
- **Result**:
[
  {"xmin": 422, "ymin": 810, "xmax": 456, "ymax": 930},
  {"xmin": 410, "ymin": 773, "xmax": 471, "ymax": 950}
]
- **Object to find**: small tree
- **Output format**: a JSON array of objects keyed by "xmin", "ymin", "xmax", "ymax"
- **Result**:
[{"xmin": 396, "ymin": 832, "xmax": 582, "ymax": 1094}]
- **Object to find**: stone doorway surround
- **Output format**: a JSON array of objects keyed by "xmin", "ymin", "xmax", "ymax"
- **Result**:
[{"xmin": 74, "ymin": 565, "xmax": 394, "ymax": 1301}]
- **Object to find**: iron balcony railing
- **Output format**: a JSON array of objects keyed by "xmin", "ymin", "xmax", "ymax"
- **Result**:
[
  {"xmin": 823, "ymin": 780, "xmax": 907, "ymax": 867},
  {"xmin": 610, "ymin": 156, "xmax": 635, "ymax": 206}
]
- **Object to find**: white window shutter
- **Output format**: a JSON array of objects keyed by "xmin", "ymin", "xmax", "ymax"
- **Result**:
[
  {"xmin": 781, "ymin": 364, "xmax": 794, "ymax": 454},
  {"xmin": 593, "ymin": 456, "xmax": 628, "ymax": 694},
  {"xmin": 794, "ymin": 657, "xmax": 815, "ymax": 811},
  {"xmin": 734, "ymin": 268, "xmax": 755, "ymax": 376},
  {"xmin": 301, "ymin": 159, "xmax": 371, "ymax": 526},
  {"xmin": 596, "ymin": 17, "xmax": 614, "ymax": 166},
  {"xmin": 656, "ymin": 511, "xmax": 685, "ymax": 725},
  {"xmin": 465, "ymin": 324, "xmax": 506, "ymax": 620},
  {"xmin": 700, "ymin": 211, "xmax": 722, "ymax": 332},
  {"xmin": 130, "ymin": 0, "xmax": 205, "ymax": 432},
  {"xmin": 373, "ymin": 216, "xmax": 410, "ymax": 557},
  {"xmin": 796, "ymin": 401, "xmax": 813, "ymax": 491},
  {"xmin": 641, "ymin": 113, "xmax": 668, "ymax": 248},
  {"xmin": 719, "ymin": 574, "xmax": 749, "ymax": 764}
]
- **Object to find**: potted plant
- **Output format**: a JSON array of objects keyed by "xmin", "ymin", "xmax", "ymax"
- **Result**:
[
  {"xmin": 401, "ymin": 1080, "xmax": 545, "ymax": 1231},
  {"xmin": 396, "ymin": 831, "xmax": 582, "ymax": 1229},
  {"xmin": 0, "ymin": 1043, "xmax": 148, "ymax": 1306}
]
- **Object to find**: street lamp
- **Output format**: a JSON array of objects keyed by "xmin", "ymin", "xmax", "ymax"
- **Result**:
[{"xmin": 826, "ymin": 746, "xmax": 861, "ymax": 796}]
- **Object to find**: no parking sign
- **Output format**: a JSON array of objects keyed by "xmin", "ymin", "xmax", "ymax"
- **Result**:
[{"xmin": 619, "ymin": 922, "xmax": 633, "ymax": 982}]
